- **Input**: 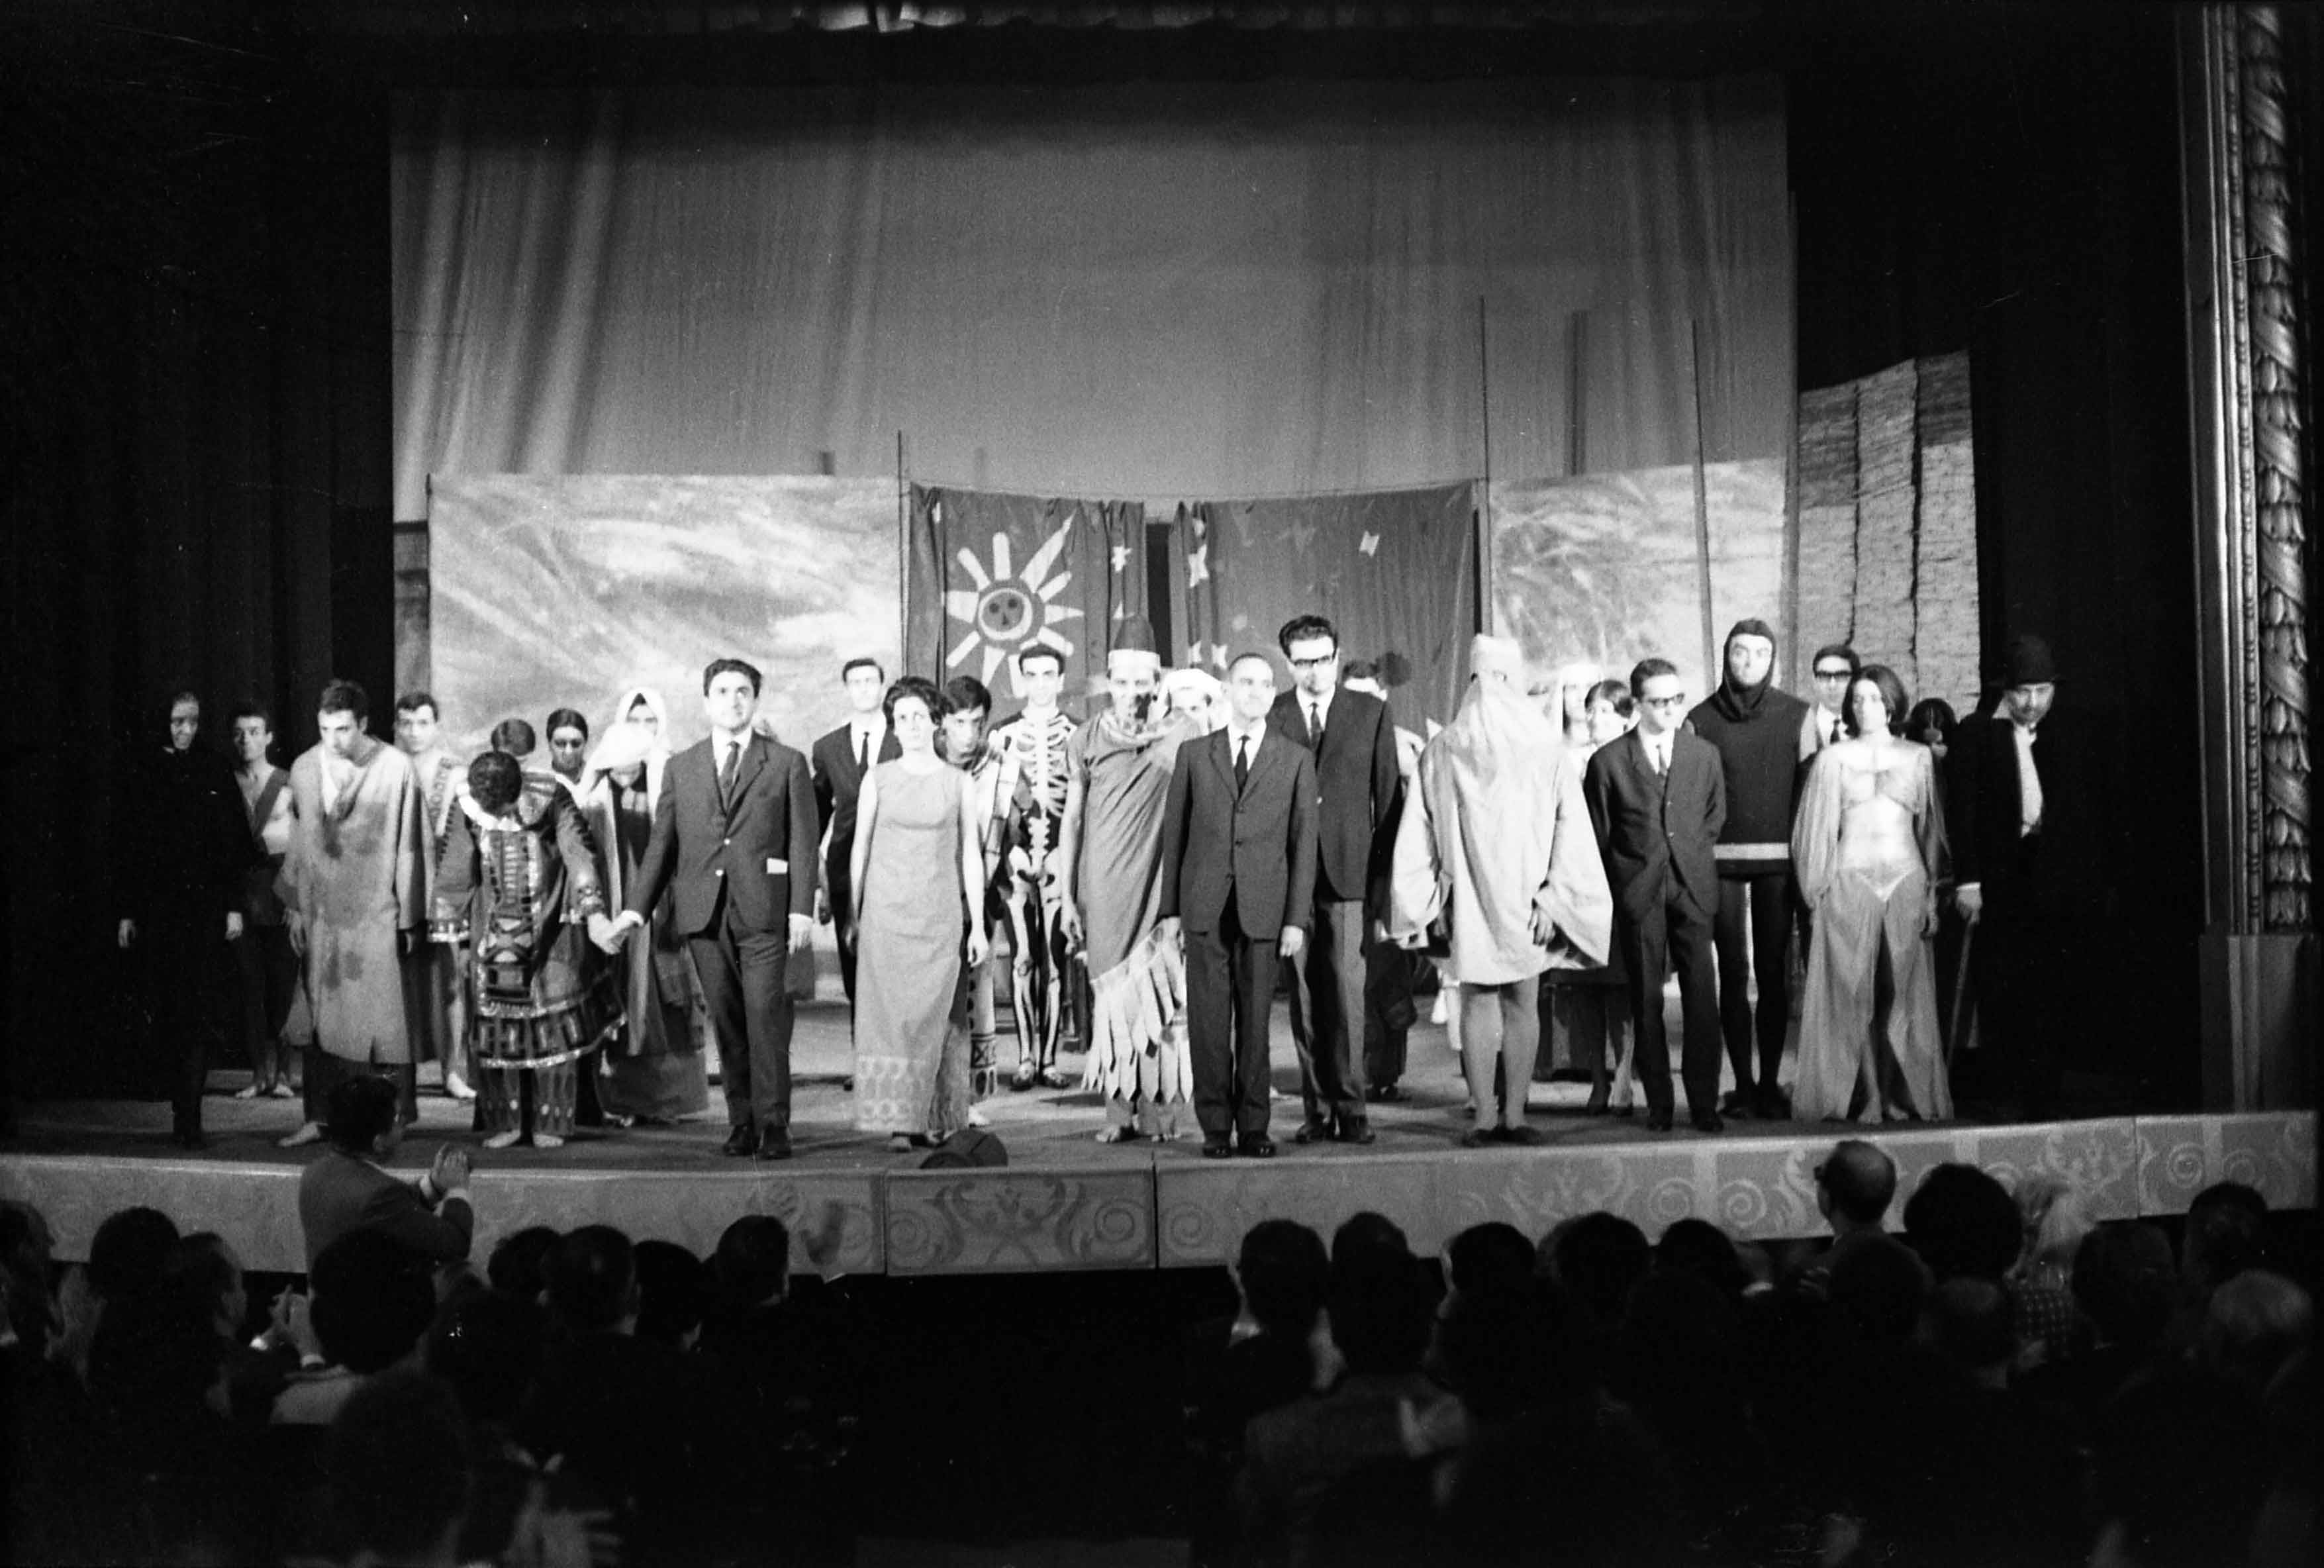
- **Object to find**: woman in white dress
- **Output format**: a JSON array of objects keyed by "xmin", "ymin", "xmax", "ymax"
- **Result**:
[{"xmin": 1790, "ymin": 665, "xmax": 1953, "ymax": 1123}]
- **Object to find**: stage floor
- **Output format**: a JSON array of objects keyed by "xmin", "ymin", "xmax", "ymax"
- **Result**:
[{"xmin": 3, "ymin": 1001, "xmax": 2313, "ymax": 1276}]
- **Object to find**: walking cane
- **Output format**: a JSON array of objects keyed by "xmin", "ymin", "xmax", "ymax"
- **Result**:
[{"xmin": 1945, "ymin": 912, "xmax": 1978, "ymax": 1069}]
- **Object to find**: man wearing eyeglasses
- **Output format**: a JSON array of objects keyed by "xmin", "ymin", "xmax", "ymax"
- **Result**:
[
  {"xmin": 1267, "ymin": 614, "xmax": 1400, "ymax": 1146},
  {"xmin": 1584, "ymin": 659, "xmax": 1727, "ymax": 1133},
  {"xmin": 1800, "ymin": 644, "xmax": 1862, "ymax": 758}
]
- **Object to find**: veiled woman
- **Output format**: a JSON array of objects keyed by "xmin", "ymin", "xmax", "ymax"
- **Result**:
[
  {"xmin": 1790, "ymin": 664, "xmax": 1953, "ymax": 1123},
  {"xmin": 575, "ymin": 687, "xmax": 711, "ymax": 1124}
]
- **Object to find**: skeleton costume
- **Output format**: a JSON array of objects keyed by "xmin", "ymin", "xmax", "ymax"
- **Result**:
[
  {"xmin": 430, "ymin": 754, "xmax": 624, "ymax": 1148},
  {"xmin": 989, "ymin": 703, "xmax": 1079, "ymax": 1087}
]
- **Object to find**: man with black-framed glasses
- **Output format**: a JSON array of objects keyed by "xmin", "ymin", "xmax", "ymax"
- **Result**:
[
  {"xmin": 1585, "ymin": 658, "xmax": 1727, "ymax": 1133},
  {"xmin": 1802, "ymin": 644, "xmax": 1862, "ymax": 757}
]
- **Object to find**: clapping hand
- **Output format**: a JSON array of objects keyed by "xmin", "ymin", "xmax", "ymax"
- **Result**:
[{"xmin": 430, "ymin": 1144, "xmax": 473, "ymax": 1194}]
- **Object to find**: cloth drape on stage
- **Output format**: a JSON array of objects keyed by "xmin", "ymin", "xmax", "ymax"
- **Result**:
[
  {"xmin": 1174, "ymin": 484, "xmax": 1476, "ymax": 732},
  {"xmin": 906, "ymin": 487, "xmax": 1145, "ymax": 708},
  {"xmin": 1790, "ymin": 743, "xmax": 1954, "ymax": 1124},
  {"xmin": 392, "ymin": 79, "xmax": 1792, "ymax": 519}
]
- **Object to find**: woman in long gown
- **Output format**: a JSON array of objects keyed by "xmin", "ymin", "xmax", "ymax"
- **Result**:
[
  {"xmin": 575, "ymin": 687, "xmax": 711, "ymax": 1124},
  {"xmin": 1790, "ymin": 664, "xmax": 1954, "ymax": 1123},
  {"xmin": 851, "ymin": 677, "xmax": 991, "ymax": 1151}
]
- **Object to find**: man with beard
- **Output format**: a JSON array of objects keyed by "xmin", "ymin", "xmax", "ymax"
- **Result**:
[
  {"xmin": 279, "ymin": 681, "xmax": 428, "ymax": 1147},
  {"xmin": 1685, "ymin": 620, "xmax": 1811, "ymax": 1120},
  {"xmin": 1059, "ymin": 620, "xmax": 1199, "ymax": 1142}
]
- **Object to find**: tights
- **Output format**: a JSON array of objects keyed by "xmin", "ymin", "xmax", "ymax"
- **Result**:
[{"xmin": 1459, "ymin": 980, "xmax": 1540, "ymax": 1130}]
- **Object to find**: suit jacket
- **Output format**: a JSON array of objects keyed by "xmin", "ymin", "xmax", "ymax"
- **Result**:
[
  {"xmin": 1160, "ymin": 727, "xmax": 1320, "ymax": 938},
  {"xmin": 295, "ymin": 1148, "xmax": 473, "ymax": 1272},
  {"xmin": 627, "ymin": 732, "xmax": 820, "ymax": 938},
  {"xmin": 811, "ymin": 722, "xmax": 902, "ymax": 864},
  {"xmin": 1947, "ymin": 712, "xmax": 2058, "ymax": 895},
  {"xmin": 1267, "ymin": 687, "xmax": 1398, "ymax": 911},
  {"xmin": 1584, "ymin": 728, "xmax": 1727, "ymax": 921}
]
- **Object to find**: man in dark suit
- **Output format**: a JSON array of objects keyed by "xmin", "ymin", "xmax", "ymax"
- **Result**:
[
  {"xmin": 1163, "ymin": 652, "xmax": 1319, "ymax": 1159},
  {"xmin": 1584, "ymin": 657, "xmax": 1728, "ymax": 1133},
  {"xmin": 1269, "ymin": 614, "xmax": 1399, "ymax": 1145},
  {"xmin": 1947, "ymin": 634, "xmax": 2068, "ymax": 1119},
  {"xmin": 296, "ymin": 1074, "xmax": 474, "ymax": 1271},
  {"xmin": 611, "ymin": 658, "xmax": 820, "ymax": 1159},
  {"xmin": 810, "ymin": 656, "xmax": 902, "ymax": 1014}
]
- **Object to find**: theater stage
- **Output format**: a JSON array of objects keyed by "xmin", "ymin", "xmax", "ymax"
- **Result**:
[{"xmin": 3, "ymin": 1001, "xmax": 2313, "ymax": 1277}]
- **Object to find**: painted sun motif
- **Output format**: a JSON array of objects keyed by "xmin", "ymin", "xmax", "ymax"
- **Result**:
[{"xmin": 943, "ymin": 512, "xmax": 1083, "ymax": 689}]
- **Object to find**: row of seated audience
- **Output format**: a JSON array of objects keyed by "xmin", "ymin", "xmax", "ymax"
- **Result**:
[{"xmin": 1, "ymin": 1126, "xmax": 2313, "ymax": 1566}]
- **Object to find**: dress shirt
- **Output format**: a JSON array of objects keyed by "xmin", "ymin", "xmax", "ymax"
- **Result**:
[
  {"xmin": 1643, "ymin": 732, "xmax": 1673, "ymax": 775},
  {"xmin": 1228, "ymin": 721, "xmax": 1267, "ymax": 771},
  {"xmin": 847, "ymin": 716, "xmax": 887, "ymax": 769},
  {"xmin": 2013, "ymin": 721, "xmax": 2044, "ymax": 836},
  {"xmin": 1302, "ymin": 686, "xmax": 1336, "ymax": 739}
]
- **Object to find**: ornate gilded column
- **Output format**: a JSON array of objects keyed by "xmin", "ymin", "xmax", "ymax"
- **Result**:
[{"xmin": 2182, "ymin": 4, "xmax": 2317, "ymax": 1109}]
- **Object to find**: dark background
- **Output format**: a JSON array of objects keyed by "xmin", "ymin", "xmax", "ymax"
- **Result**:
[{"xmin": 1, "ymin": 1, "xmax": 2272, "ymax": 1110}]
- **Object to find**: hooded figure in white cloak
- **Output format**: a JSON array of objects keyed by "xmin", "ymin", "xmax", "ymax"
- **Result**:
[{"xmin": 1390, "ymin": 635, "xmax": 1613, "ymax": 1145}]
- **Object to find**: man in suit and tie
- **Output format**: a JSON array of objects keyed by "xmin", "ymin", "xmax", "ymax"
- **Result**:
[
  {"xmin": 1948, "ymin": 634, "xmax": 2068, "ymax": 1119},
  {"xmin": 810, "ymin": 657, "xmax": 902, "ymax": 1014},
  {"xmin": 1163, "ymin": 652, "xmax": 1320, "ymax": 1159},
  {"xmin": 610, "ymin": 658, "xmax": 820, "ymax": 1159},
  {"xmin": 1800, "ymin": 644, "xmax": 1862, "ymax": 759},
  {"xmin": 297, "ymin": 1075, "xmax": 474, "ymax": 1271},
  {"xmin": 1584, "ymin": 658, "xmax": 1728, "ymax": 1133},
  {"xmin": 1269, "ymin": 614, "xmax": 1399, "ymax": 1145}
]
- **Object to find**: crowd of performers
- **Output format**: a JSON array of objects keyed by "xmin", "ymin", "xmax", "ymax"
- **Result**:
[{"xmin": 119, "ymin": 612, "xmax": 2070, "ymax": 1156}]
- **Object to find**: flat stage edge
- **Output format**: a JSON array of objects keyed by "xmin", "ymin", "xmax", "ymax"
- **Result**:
[{"xmin": 4, "ymin": 1112, "xmax": 2312, "ymax": 1277}]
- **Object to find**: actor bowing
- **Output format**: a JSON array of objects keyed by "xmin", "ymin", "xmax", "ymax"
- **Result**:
[
  {"xmin": 607, "ymin": 658, "xmax": 820, "ymax": 1159},
  {"xmin": 1162, "ymin": 652, "xmax": 1320, "ymax": 1159}
]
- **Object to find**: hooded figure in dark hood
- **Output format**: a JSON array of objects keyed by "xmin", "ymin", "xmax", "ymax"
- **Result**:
[{"xmin": 1684, "ymin": 620, "xmax": 1811, "ymax": 1120}]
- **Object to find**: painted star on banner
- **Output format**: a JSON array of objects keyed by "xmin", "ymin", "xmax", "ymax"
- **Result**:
[
  {"xmin": 1186, "ymin": 541, "xmax": 1210, "ymax": 588},
  {"xmin": 1110, "ymin": 544, "xmax": 1132, "ymax": 573},
  {"xmin": 1357, "ymin": 530, "xmax": 1381, "ymax": 557}
]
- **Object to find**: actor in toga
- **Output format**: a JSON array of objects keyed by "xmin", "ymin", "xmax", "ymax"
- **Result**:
[{"xmin": 279, "ymin": 679, "xmax": 428, "ymax": 1148}]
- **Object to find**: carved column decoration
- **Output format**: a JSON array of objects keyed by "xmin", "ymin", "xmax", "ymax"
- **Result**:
[{"xmin": 2239, "ymin": 6, "xmax": 2314, "ymax": 933}]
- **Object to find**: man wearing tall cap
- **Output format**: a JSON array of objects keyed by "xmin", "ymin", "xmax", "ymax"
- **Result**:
[
  {"xmin": 1686, "ymin": 619, "xmax": 1812, "ymax": 1120},
  {"xmin": 1586, "ymin": 656, "xmax": 1728, "ymax": 1133},
  {"xmin": 1163, "ymin": 652, "xmax": 1320, "ymax": 1159},
  {"xmin": 1058, "ymin": 618, "xmax": 1201, "ymax": 1142},
  {"xmin": 1267, "ymin": 614, "xmax": 1400, "ymax": 1146},
  {"xmin": 1947, "ymin": 634, "xmax": 2068, "ymax": 1119},
  {"xmin": 610, "ymin": 658, "xmax": 820, "ymax": 1159},
  {"xmin": 811, "ymin": 658, "xmax": 902, "ymax": 1019},
  {"xmin": 1391, "ymin": 635, "xmax": 1612, "ymax": 1145}
]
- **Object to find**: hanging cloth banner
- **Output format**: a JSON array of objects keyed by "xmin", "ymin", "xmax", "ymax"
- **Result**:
[
  {"xmin": 1173, "ymin": 481, "xmax": 1478, "ymax": 731},
  {"xmin": 907, "ymin": 486, "xmax": 1147, "ymax": 708}
]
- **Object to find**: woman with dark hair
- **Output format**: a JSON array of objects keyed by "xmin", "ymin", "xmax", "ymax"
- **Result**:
[
  {"xmin": 544, "ymin": 707, "xmax": 590, "ymax": 791},
  {"xmin": 850, "ymin": 676, "xmax": 990, "ymax": 1150},
  {"xmin": 114, "ymin": 689, "xmax": 256, "ymax": 1148},
  {"xmin": 1906, "ymin": 697, "xmax": 1958, "ymax": 760},
  {"xmin": 430, "ymin": 750, "xmax": 624, "ymax": 1149},
  {"xmin": 1790, "ymin": 664, "xmax": 1952, "ymax": 1122}
]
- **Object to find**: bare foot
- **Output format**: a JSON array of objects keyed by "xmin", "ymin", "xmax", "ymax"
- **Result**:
[{"xmin": 277, "ymin": 1122, "xmax": 322, "ymax": 1150}]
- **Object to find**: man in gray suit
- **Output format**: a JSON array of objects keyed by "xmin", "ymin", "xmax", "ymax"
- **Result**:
[
  {"xmin": 1162, "ymin": 653, "xmax": 1319, "ymax": 1159},
  {"xmin": 1584, "ymin": 657, "xmax": 1728, "ymax": 1134}
]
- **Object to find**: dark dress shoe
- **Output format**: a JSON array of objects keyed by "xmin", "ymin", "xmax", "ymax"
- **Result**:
[
  {"xmin": 1611, "ymin": 1104, "xmax": 1636, "ymax": 1119},
  {"xmin": 1496, "ymin": 1124, "xmax": 1542, "ymax": 1146},
  {"xmin": 1201, "ymin": 1138, "xmax": 1234, "ymax": 1159},
  {"xmin": 1753, "ymin": 1089, "xmax": 1789, "ymax": 1122},
  {"xmin": 1719, "ymin": 1091, "xmax": 1754, "ymax": 1119},
  {"xmin": 1241, "ymin": 1137, "xmax": 1276, "ymax": 1159},
  {"xmin": 1335, "ymin": 1122, "xmax": 1377, "ymax": 1146},
  {"xmin": 1461, "ymin": 1127, "xmax": 1497, "ymax": 1149},
  {"xmin": 1645, "ymin": 1108, "xmax": 1674, "ymax": 1132},
  {"xmin": 1582, "ymin": 1089, "xmax": 1610, "ymax": 1116},
  {"xmin": 757, "ymin": 1128, "xmax": 793, "ymax": 1160},
  {"xmin": 722, "ymin": 1125, "xmax": 758, "ymax": 1157},
  {"xmin": 1292, "ymin": 1121, "xmax": 1333, "ymax": 1145},
  {"xmin": 1691, "ymin": 1111, "xmax": 1725, "ymax": 1135},
  {"xmin": 1366, "ymin": 1083, "xmax": 1404, "ymax": 1103}
]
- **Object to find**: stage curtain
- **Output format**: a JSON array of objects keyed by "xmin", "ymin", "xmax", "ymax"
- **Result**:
[
  {"xmin": 907, "ymin": 487, "xmax": 1146, "ymax": 710},
  {"xmin": 1174, "ymin": 484, "xmax": 1476, "ymax": 731},
  {"xmin": 392, "ymin": 77, "xmax": 1792, "ymax": 518}
]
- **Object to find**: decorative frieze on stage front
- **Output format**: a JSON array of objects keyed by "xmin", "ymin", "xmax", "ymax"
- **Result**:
[{"xmin": 5, "ymin": 1110, "xmax": 2309, "ymax": 1278}]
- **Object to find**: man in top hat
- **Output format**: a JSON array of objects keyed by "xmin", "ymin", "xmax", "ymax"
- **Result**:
[
  {"xmin": 1686, "ymin": 618, "xmax": 1812, "ymax": 1120},
  {"xmin": 1947, "ymin": 634, "xmax": 2069, "ymax": 1120}
]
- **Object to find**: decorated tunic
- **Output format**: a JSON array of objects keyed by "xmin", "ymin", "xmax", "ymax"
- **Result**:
[{"xmin": 430, "ymin": 776, "xmax": 623, "ymax": 1069}]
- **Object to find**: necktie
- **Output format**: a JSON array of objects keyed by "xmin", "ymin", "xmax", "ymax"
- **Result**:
[
  {"xmin": 1653, "ymin": 739, "xmax": 1669, "ymax": 777},
  {"xmin": 1308, "ymin": 701, "xmax": 1324, "ymax": 750},
  {"xmin": 718, "ymin": 740, "xmax": 740, "ymax": 805},
  {"xmin": 857, "ymin": 728, "xmax": 869, "ymax": 773},
  {"xmin": 1234, "ymin": 736, "xmax": 1251, "ymax": 790},
  {"xmin": 1829, "ymin": 714, "xmax": 1842, "ymax": 746}
]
